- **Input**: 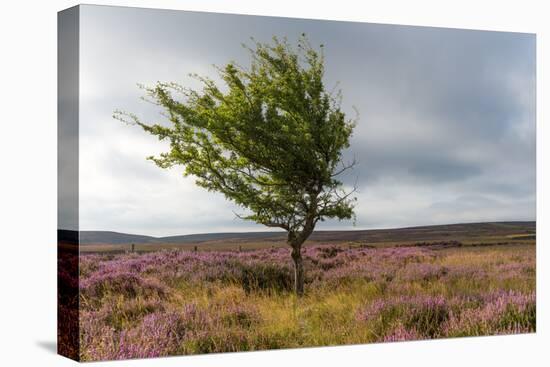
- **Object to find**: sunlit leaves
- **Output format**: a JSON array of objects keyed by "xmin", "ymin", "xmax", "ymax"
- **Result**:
[{"xmin": 115, "ymin": 35, "xmax": 357, "ymax": 241}]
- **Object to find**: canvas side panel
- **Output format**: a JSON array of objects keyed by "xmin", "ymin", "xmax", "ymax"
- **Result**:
[{"xmin": 58, "ymin": 5, "xmax": 80, "ymax": 361}]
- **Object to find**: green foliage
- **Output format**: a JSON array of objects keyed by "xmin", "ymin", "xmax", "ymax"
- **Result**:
[{"xmin": 115, "ymin": 35, "xmax": 357, "ymax": 242}]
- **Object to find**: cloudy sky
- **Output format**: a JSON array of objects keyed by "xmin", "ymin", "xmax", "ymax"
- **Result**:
[{"xmin": 76, "ymin": 5, "xmax": 535, "ymax": 236}]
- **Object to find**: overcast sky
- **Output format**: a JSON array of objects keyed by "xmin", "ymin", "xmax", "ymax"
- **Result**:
[{"xmin": 76, "ymin": 5, "xmax": 536, "ymax": 236}]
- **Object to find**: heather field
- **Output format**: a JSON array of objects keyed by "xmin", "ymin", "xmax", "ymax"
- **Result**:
[{"xmin": 75, "ymin": 241, "xmax": 535, "ymax": 361}]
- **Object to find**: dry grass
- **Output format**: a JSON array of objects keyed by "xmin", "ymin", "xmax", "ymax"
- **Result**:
[{"xmin": 75, "ymin": 242, "xmax": 535, "ymax": 361}]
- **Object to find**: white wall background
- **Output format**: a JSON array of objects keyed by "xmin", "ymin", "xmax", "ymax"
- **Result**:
[{"xmin": 0, "ymin": 0, "xmax": 547, "ymax": 366}]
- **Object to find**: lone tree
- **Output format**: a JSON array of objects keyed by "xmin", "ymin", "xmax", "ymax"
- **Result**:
[{"xmin": 115, "ymin": 35, "xmax": 357, "ymax": 296}]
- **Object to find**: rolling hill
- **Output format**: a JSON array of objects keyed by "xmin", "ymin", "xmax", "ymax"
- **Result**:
[{"xmin": 75, "ymin": 221, "xmax": 535, "ymax": 247}]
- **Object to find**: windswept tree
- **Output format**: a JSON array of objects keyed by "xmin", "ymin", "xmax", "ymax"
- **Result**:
[{"xmin": 115, "ymin": 35, "xmax": 357, "ymax": 296}]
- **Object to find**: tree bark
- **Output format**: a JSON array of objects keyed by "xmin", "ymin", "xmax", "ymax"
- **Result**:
[{"xmin": 291, "ymin": 244, "xmax": 305, "ymax": 296}]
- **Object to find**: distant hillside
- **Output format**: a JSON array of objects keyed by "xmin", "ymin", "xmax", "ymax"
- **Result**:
[
  {"xmin": 78, "ymin": 231, "xmax": 157, "ymax": 245},
  {"xmin": 78, "ymin": 230, "xmax": 282, "ymax": 245},
  {"xmin": 78, "ymin": 221, "xmax": 535, "ymax": 246}
]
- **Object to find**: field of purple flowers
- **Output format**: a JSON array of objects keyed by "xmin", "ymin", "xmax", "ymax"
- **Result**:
[{"xmin": 77, "ymin": 243, "xmax": 535, "ymax": 361}]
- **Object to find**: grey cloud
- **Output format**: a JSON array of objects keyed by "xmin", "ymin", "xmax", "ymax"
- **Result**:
[
  {"xmin": 407, "ymin": 158, "xmax": 482, "ymax": 183},
  {"xmin": 76, "ymin": 5, "xmax": 535, "ymax": 235}
]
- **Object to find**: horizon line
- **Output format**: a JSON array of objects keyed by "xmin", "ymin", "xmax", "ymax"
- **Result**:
[{"xmin": 61, "ymin": 219, "xmax": 536, "ymax": 239}]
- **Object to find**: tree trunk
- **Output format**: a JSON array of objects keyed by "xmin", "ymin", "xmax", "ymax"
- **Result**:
[
  {"xmin": 287, "ymin": 215, "xmax": 316, "ymax": 296},
  {"xmin": 291, "ymin": 245, "xmax": 305, "ymax": 296}
]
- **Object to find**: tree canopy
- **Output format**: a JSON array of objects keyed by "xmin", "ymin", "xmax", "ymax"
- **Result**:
[{"xmin": 115, "ymin": 35, "xmax": 358, "ymax": 295}]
